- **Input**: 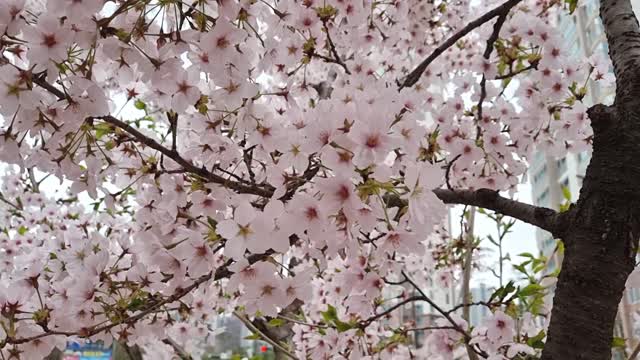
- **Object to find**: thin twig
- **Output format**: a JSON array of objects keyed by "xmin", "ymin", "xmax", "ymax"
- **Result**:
[
  {"xmin": 321, "ymin": 20, "xmax": 350, "ymax": 74},
  {"xmin": 361, "ymin": 296, "xmax": 425, "ymax": 326},
  {"xmin": 404, "ymin": 325, "xmax": 457, "ymax": 332},
  {"xmin": 399, "ymin": 0, "xmax": 523, "ymax": 89},
  {"xmin": 460, "ymin": 208, "xmax": 479, "ymax": 360},
  {"xmin": 0, "ymin": 193, "xmax": 22, "ymax": 211},
  {"xmin": 445, "ymin": 154, "xmax": 462, "ymax": 190},
  {"xmin": 401, "ymin": 271, "xmax": 488, "ymax": 358},
  {"xmin": 495, "ymin": 63, "xmax": 538, "ymax": 80},
  {"xmin": 233, "ymin": 311, "xmax": 298, "ymax": 360},
  {"xmin": 628, "ymin": 340, "xmax": 640, "ymax": 360},
  {"xmin": 277, "ymin": 315, "xmax": 330, "ymax": 329},
  {"xmin": 163, "ymin": 337, "xmax": 193, "ymax": 360},
  {"xmin": 477, "ymin": 12, "xmax": 510, "ymax": 121}
]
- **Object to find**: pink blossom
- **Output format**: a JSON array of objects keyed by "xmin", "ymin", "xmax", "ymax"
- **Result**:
[{"xmin": 485, "ymin": 310, "xmax": 515, "ymax": 344}]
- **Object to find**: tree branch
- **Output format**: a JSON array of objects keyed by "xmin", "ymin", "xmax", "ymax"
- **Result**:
[
  {"xmin": 433, "ymin": 188, "xmax": 566, "ymax": 237},
  {"xmin": 7, "ymin": 244, "xmax": 286, "ymax": 346},
  {"xmin": 399, "ymin": 0, "xmax": 523, "ymax": 90},
  {"xmin": 628, "ymin": 340, "xmax": 640, "ymax": 360},
  {"xmin": 233, "ymin": 311, "xmax": 298, "ymax": 360},
  {"xmin": 28, "ymin": 72, "xmax": 275, "ymax": 198},
  {"xmin": 401, "ymin": 271, "xmax": 488, "ymax": 358},
  {"xmin": 96, "ymin": 115, "xmax": 274, "ymax": 197},
  {"xmin": 600, "ymin": 0, "xmax": 640, "ymax": 104},
  {"xmin": 361, "ymin": 295, "xmax": 425, "ymax": 326},
  {"xmin": 162, "ymin": 338, "xmax": 193, "ymax": 360},
  {"xmin": 459, "ymin": 208, "xmax": 479, "ymax": 360},
  {"xmin": 477, "ymin": 11, "xmax": 510, "ymax": 121}
]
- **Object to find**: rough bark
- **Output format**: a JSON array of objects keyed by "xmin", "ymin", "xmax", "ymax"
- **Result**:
[
  {"xmin": 539, "ymin": 0, "xmax": 640, "ymax": 358},
  {"xmin": 540, "ymin": 105, "xmax": 640, "ymax": 360}
]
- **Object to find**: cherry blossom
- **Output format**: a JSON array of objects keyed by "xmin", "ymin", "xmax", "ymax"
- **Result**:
[{"xmin": 0, "ymin": 0, "xmax": 605, "ymax": 357}]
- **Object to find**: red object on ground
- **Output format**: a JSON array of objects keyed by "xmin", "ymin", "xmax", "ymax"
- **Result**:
[{"xmin": 260, "ymin": 345, "xmax": 268, "ymax": 353}]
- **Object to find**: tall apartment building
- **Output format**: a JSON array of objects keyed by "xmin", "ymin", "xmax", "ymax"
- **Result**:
[
  {"xmin": 468, "ymin": 283, "xmax": 494, "ymax": 327},
  {"xmin": 531, "ymin": 0, "xmax": 639, "ymax": 355},
  {"xmin": 531, "ymin": 0, "xmax": 613, "ymax": 274}
]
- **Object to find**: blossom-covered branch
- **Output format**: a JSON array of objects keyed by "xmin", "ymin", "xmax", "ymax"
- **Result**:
[{"xmin": 400, "ymin": 0, "xmax": 524, "ymax": 89}]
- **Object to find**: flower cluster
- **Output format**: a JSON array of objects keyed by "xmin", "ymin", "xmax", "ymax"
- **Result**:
[{"xmin": 0, "ymin": 0, "xmax": 611, "ymax": 358}]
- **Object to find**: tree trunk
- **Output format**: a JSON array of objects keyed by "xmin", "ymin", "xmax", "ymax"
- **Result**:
[
  {"xmin": 540, "ymin": 0, "xmax": 640, "ymax": 356},
  {"xmin": 540, "ymin": 104, "xmax": 640, "ymax": 359}
]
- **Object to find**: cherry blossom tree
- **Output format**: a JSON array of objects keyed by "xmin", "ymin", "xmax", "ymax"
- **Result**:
[{"xmin": 0, "ymin": 0, "xmax": 635, "ymax": 359}]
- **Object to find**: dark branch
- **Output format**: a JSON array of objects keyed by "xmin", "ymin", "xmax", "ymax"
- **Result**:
[
  {"xmin": 28, "ymin": 73, "xmax": 275, "ymax": 198},
  {"xmin": 477, "ymin": 11, "xmax": 510, "ymax": 121},
  {"xmin": 162, "ymin": 338, "xmax": 193, "ymax": 360},
  {"xmin": 433, "ymin": 188, "xmax": 566, "ymax": 237},
  {"xmin": 401, "ymin": 271, "xmax": 488, "ymax": 358},
  {"xmin": 96, "ymin": 115, "xmax": 274, "ymax": 197},
  {"xmin": 399, "ymin": 0, "xmax": 523, "ymax": 90},
  {"xmin": 361, "ymin": 296, "xmax": 425, "ymax": 326},
  {"xmin": 494, "ymin": 63, "xmax": 538, "ymax": 80}
]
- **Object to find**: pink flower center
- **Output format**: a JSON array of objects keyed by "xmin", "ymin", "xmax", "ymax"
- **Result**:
[
  {"xmin": 365, "ymin": 134, "xmax": 380, "ymax": 149},
  {"xmin": 337, "ymin": 185, "xmax": 350, "ymax": 201},
  {"xmin": 305, "ymin": 206, "xmax": 319, "ymax": 220},
  {"xmin": 217, "ymin": 37, "xmax": 230, "ymax": 49},
  {"xmin": 261, "ymin": 284, "xmax": 275, "ymax": 296},
  {"xmin": 42, "ymin": 34, "xmax": 57, "ymax": 48}
]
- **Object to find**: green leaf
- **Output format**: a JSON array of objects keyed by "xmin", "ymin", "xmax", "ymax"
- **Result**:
[
  {"xmin": 519, "ymin": 283, "xmax": 544, "ymax": 297},
  {"xmin": 566, "ymin": 0, "xmax": 578, "ymax": 13},
  {"xmin": 513, "ymin": 263, "xmax": 528, "ymax": 276},
  {"xmin": 320, "ymin": 304, "xmax": 355, "ymax": 332},
  {"xmin": 321, "ymin": 304, "xmax": 339, "ymax": 323},
  {"xmin": 267, "ymin": 318, "xmax": 285, "ymax": 327},
  {"xmin": 489, "ymin": 281, "xmax": 516, "ymax": 303},
  {"xmin": 527, "ymin": 330, "xmax": 546, "ymax": 349},
  {"xmin": 334, "ymin": 319, "xmax": 354, "ymax": 332},
  {"xmin": 127, "ymin": 297, "xmax": 145, "ymax": 311},
  {"xmin": 557, "ymin": 240, "xmax": 565, "ymax": 254},
  {"xmin": 18, "ymin": 226, "xmax": 28, "ymax": 235},
  {"xmin": 244, "ymin": 333, "xmax": 261, "ymax": 340},
  {"xmin": 134, "ymin": 99, "xmax": 146, "ymax": 110},
  {"xmin": 612, "ymin": 336, "xmax": 626, "ymax": 348},
  {"xmin": 94, "ymin": 123, "xmax": 113, "ymax": 140},
  {"xmin": 561, "ymin": 185, "xmax": 571, "ymax": 201}
]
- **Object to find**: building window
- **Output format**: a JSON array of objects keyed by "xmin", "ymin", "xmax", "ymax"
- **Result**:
[
  {"xmin": 628, "ymin": 288, "xmax": 640, "ymax": 304},
  {"xmin": 536, "ymin": 189, "xmax": 549, "ymax": 207},
  {"xmin": 548, "ymin": 257, "xmax": 556, "ymax": 271},
  {"xmin": 557, "ymin": 157, "xmax": 567, "ymax": 174},
  {"xmin": 545, "ymin": 237, "xmax": 555, "ymax": 248},
  {"xmin": 534, "ymin": 165, "xmax": 547, "ymax": 184}
]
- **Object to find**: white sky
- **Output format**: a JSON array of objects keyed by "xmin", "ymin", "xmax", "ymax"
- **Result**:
[{"xmin": 450, "ymin": 182, "xmax": 539, "ymax": 289}]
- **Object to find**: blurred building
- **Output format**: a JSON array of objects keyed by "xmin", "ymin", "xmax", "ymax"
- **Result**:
[
  {"xmin": 380, "ymin": 210, "xmax": 459, "ymax": 349},
  {"xmin": 468, "ymin": 283, "xmax": 494, "ymax": 327}
]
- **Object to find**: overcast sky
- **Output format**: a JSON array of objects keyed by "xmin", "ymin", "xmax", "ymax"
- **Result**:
[{"xmin": 450, "ymin": 182, "xmax": 539, "ymax": 289}]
